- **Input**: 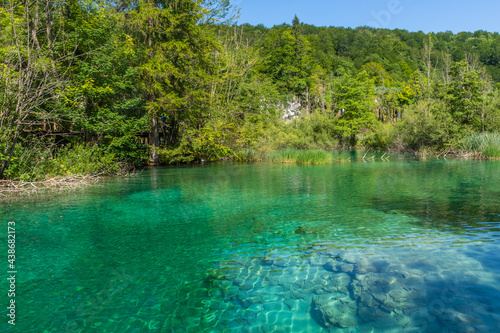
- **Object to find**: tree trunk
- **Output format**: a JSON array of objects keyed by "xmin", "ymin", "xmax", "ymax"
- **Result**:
[
  {"xmin": 422, "ymin": 34, "xmax": 432, "ymax": 103},
  {"xmin": 146, "ymin": 12, "xmax": 159, "ymax": 165},
  {"xmin": 482, "ymin": 91, "xmax": 485, "ymax": 132},
  {"xmin": 306, "ymin": 86, "xmax": 309, "ymax": 115},
  {"xmin": 350, "ymin": 133, "xmax": 356, "ymax": 147},
  {"xmin": 149, "ymin": 115, "xmax": 160, "ymax": 165}
]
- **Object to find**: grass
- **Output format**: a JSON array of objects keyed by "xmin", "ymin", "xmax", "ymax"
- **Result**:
[
  {"xmin": 235, "ymin": 148, "xmax": 261, "ymax": 162},
  {"xmin": 462, "ymin": 132, "xmax": 500, "ymax": 159},
  {"xmin": 482, "ymin": 142, "xmax": 500, "ymax": 158},
  {"xmin": 267, "ymin": 148, "xmax": 350, "ymax": 164}
]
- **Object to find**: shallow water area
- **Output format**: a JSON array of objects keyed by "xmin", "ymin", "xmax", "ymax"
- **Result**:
[{"xmin": 2, "ymin": 159, "xmax": 500, "ymax": 332}]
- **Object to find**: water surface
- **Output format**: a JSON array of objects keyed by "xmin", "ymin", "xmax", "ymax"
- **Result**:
[{"xmin": 2, "ymin": 159, "xmax": 500, "ymax": 332}]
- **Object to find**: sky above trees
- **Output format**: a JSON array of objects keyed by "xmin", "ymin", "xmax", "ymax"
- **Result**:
[{"xmin": 236, "ymin": 0, "xmax": 500, "ymax": 33}]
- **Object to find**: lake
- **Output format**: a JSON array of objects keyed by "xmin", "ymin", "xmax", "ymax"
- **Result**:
[{"xmin": 2, "ymin": 158, "xmax": 500, "ymax": 332}]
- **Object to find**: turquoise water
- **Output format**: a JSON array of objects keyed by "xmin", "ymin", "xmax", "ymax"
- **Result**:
[{"xmin": 2, "ymin": 159, "xmax": 500, "ymax": 332}]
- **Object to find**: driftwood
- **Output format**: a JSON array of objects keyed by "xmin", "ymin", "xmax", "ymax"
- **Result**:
[{"xmin": 0, "ymin": 175, "xmax": 101, "ymax": 197}]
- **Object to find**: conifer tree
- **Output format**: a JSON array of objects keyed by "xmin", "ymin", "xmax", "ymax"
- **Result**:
[{"xmin": 127, "ymin": 0, "xmax": 215, "ymax": 164}]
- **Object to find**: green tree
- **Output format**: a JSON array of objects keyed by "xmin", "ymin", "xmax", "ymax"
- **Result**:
[
  {"xmin": 0, "ymin": 0, "xmax": 75, "ymax": 178},
  {"xmin": 200, "ymin": 0, "xmax": 239, "ymax": 24},
  {"xmin": 446, "ymin": 60, "xmax": 484, "ymax": 131},
  {"xmin": 126, "ymin": 0, "xmax": 215, "ymax": 165},
  {"xmin": 56, "ymin": 1, "xmax": 150, "ymax": 166},
  {"xmin": 362, "ymin": 62, "xmax": 392, "ymax": 86},
  {"xmin": 332, "ymin": 71, "xmax": 376, "ymax": 145},
  {"xmin": 260, "ymin": 17, "xmax": 311, "ymax": 98},
  {"xmin": 208, "ymin": 26, "xmax": 260, "ymax": 118}
]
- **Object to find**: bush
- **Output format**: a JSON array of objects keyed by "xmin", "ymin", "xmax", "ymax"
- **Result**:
[
  {"xmin": 2, "ymin": 140, "xmax": 126, "ymax": 181},
  {"xmin": 41, "ymin": 144, "xmax": 124, "ymax": 177},
  {"xmin": 1, "ymin": 137, "xmax": 54, "ymax": 181},
  {"xmin": 363, "ymin": 122, "xmax": 394, "ymax": 149},
  {"xmin": 257, "ymin": 113, "xmax": 340, "ymax": 151},
  {"xmin": 484, "ymin": 94, "xmax": 500, "ymax": 132},
  {"xmin": 391, "ymin": 100, "xmax": 461, "ymax": 152},
  {"xmin": 295, "ymin": 113, "xmax": 339, "ymax": 149},
  {"xmin": 106, "ymin": 134, "xmax": 149, "ymax": 167},
  {"xmin": 234, "ymin": 148, "xmax": 265, "ymax": 162},
  {"xmin": 159, "ymin": 122, "xmax": 236, "ymax": 164}
]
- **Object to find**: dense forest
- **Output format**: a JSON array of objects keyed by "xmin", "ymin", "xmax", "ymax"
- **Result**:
[{"xmin": 2, "ymin": 0, "xmax": 500, "ymax": 181}]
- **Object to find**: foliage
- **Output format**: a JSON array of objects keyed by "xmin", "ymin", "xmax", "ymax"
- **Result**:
[
  {"xmin": 189, "ymin": 122, "xmax": 236, "ymax": 160},
  {"xmin": 362, "ymin": 62, "xmax": 393, "ymax": 86},
  {"xmin": 200, "ymin": 0, "xmax": 239, "ymax": 24},
  {"xmin": 444, "ymin": 60, "xmax": 484, "ymax": 130},
  {"xmin": 45, "ymin": 144, "xmax": 124, "ymax": 176},
  {"xmin": 462, "ymin": 132, "xmax": 500, "ymax": 158},
  {"xmin": 2, "ymin": 141, "xmax": 125, "ymax": 181},
  {"xmin": 267, "ymin": 148, "xmax": 331, "ymax": 164},
  {"xmin": 390, "ymin": 100, "xmax": 459, "ymax": 152},
  {"xmin": 332, "ymin": 71, "xmax": 377, "ymax": 145},
  {"xmin": 267, "ymin": 148, "xmax": 350, "ymax": 164},
  {"xmin": 259, "ymin": 18, "xmax": 312, "ymax": 96},
  {"xmin": 4, "ymin": 8, "xmax": 500, "ymax": 182},
  {"xmin": 159, "ymin": 121, "xmax": 236, "ymax": 163},
  {"xmin": 292, "ymin": 113, "xmax": 339, "ymax": 149},
  {"xmin": 0, "ymin": 0, "xmax": 71, "ymax": 178},
  {"xmin": 125, "ymin": 0, "xmax": 217, "ymax": 163},
  {"xmin": 234, "ymin": 148, "xmax": 260, "ymax": 162},
  {"xmin": 363, "ymin": 122, "xmax": 395, "ymax": 150},
  {"xmin": 485, "ymin": 92, "xmax": 500, "ymax": 131}
]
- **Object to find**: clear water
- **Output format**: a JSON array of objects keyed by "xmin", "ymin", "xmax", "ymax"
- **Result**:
[{"xmin": 2, "ymin": 159, "xmax": 500, "ymax": 332}]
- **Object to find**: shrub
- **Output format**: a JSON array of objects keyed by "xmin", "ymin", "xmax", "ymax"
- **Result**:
[
  {"xmin": 43, "ymin": 144, "xmax": 124, "ymax": 176},
  {"xmin": 3, "ymin": 141, "xmax": 126, "ymax": 181},
  {"xmin": 363, "ymin": 122, "xmax": 394, "ymax": 149},
  {"xmin": 391, "ymin": 100, "xmax": 461, "ymax": 152},
  {"xmin": 234, "ymin": 148, "xmax": 261, "ymax": 162}
]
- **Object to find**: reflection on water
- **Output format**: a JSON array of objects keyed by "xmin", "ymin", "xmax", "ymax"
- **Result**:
[{"xmin": 2, "ymin": 159, "xmax": 500, "ymax": 332}]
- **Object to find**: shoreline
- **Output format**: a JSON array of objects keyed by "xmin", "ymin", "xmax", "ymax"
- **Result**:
[
  {"xmin": 1, "ymin": 150, "xmax": 497, "ymax": 198},
  {"xmin": 0, "ymin": 175, "xmax": 101, "ymax": 199}
]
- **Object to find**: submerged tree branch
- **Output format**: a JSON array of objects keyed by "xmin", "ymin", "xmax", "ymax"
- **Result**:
[{"xmin": 0, "ymin": 174, "xmax": 101, "ymax": 197}]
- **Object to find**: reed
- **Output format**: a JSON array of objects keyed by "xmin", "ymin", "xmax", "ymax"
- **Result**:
[
  {"xmin": 462, "ymin": 132, "xmax": 500, "ymax": 158},
  {"xmin": 267, "ymin": 149, "xmax": 349, "ymax": 164}
]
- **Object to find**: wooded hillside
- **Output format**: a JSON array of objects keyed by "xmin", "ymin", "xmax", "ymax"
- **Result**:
[{"xmin": 2, "ymin": 0, "xmax": 500, "ymax": 181}]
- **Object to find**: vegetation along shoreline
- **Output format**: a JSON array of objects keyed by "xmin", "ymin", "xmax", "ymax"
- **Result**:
[{"xmin": 2, "ymin": 1, "xmax": 500, "ymax": 186}]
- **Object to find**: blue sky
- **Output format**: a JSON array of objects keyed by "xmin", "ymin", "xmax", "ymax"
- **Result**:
[{"xmin": 235, "ymin": 0, "xmax": 500, "ymax": 33}]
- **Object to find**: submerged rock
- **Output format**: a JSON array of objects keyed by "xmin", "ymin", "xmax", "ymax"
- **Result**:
[
  {"xmin": 295, "ymin": 225, "xmax": 314, "ymax": 235},
  {"xmin": 204, "ymin": 248, "xmax": 495, "ymax": 332},
  {"xmin": 355, "ymin": 292, "xmax": 377, "ymax": 308},
  {"xmin": 357, "ymin": 305, "xmax": 388, "ymax": 323},
  {"xmin": 323, "ymin": 261, "xmax": 354, "ymax": 274},
  {"xmin": 323, "ymin": 261, "xmax": 339, "ymax": 272},
  {"xmin": 340, "ymin": 263, "xmax": 355, "ymax": 274},
  {"xmin": 289, "ymin": 288, "xmax": 307, "ymax": 300},
  {"xmin": 310, "ymin": 294, "xmax": 358, "ymax": 329},
  {"xmin": 308, "ymin": 257, "xmax": 331, "ymax": 266}
]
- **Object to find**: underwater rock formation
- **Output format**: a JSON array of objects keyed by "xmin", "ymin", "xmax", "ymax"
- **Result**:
[{"xmin": 190, "ymin": 244, "xmax": 498, "ymax": 332}]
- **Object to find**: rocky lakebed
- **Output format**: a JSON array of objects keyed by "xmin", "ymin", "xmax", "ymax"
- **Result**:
[{"xmin": 191, "ymin": 242, "xmax": 500, "ymax": 333}]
